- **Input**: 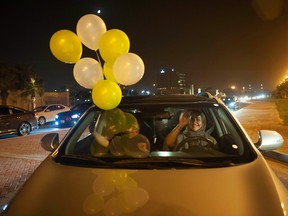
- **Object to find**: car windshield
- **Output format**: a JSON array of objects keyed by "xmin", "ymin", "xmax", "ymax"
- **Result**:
[
  {"xmin": 56, "ymin": 98, "xmax": 256, "ymax": 168},
  {"xmin": 71, "ymin": 103, "xmax": 91, "ymax": 111}
]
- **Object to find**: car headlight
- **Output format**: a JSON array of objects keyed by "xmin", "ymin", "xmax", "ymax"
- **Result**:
[
  {"xmin": 229, "ymin": 102, "xmax": 235, "ymax": 107},
  {"xmin": 55, "ymin": 114, "xmax": 59, "ymax": 119}
]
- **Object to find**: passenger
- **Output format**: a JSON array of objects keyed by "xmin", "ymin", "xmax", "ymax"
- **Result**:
[{"xmin": 164, "ymin": 110, "xmax": 217, "ymax": 151}]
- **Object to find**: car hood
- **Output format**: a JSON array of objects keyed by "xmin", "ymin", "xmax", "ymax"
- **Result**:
[{"xmin": 5, "ymin": 156, "xmax": 288, "ymax": 216}]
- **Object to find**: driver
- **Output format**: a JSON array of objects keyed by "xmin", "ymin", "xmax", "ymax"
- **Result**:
[{"xmin": 164, "ymin": 110, "xmax": 217, "ymax": 151}]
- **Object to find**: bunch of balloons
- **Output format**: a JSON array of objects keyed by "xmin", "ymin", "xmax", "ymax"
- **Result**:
[{"xmin": 49, "ymin": 14, "xmax": 145, "ymax": 110}]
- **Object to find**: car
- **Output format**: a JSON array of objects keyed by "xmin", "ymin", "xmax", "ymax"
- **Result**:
[
  {"xmin": 33, "ymin": 104, "xmax": 70, "ymax": 126},
  {"xmin": 222, "ymin": 96, "xmax": 239, "ymax": 111},
  {"xmin": 0, "ymin": 105, "xmax": 38, "ymax": 136},
  {"xmin": 55, "ymin": 101, "xmax": 93, "ymax": 128},
  {"xmin": 1, "ymin": 94, "xmax": 287, "ymax": 216}
]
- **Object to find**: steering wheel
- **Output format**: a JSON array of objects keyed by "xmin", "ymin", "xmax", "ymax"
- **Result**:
[{"xmin": 175, "ymin": 136, "xmax": 216, "ymax": 151}]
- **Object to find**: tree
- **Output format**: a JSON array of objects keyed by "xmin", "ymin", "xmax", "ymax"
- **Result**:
[
  {"xmin": 0, "ymin": 64, "xmax": 18, "ymax": 105},
  {"xmin": 0, "ymin": 64, "xmax": 44, "ymax": 107},
  {"xmin": 274, "ymin": 77, "xmax": 288, "ymax": 98},
  {"xmin": 16, "ymin": 64, "xmax": 44, "ymax": 109}
]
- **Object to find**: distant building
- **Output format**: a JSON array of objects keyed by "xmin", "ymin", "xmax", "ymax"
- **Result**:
[{"xmin": 156, "ymin": 67, "xmax": 190, "ymax": 95}]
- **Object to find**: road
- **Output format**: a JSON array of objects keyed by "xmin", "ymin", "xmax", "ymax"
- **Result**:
[
  {"xmin": 0, "ymin": 100, "xmax": 288, "ymax": 207},
  {"xmin": 234, "ymin": 101, "xmax": 288, "ymax": 189}
]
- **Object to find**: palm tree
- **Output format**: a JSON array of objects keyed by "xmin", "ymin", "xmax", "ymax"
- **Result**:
[{"xmin": 16, "ymin": 64, "xmax": 44, "ymax": 109}]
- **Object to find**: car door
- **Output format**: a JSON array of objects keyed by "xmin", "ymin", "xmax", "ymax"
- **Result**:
[
  {"xmin": 45, "ymin": 105, "xmax": 67, "ymax": 122},
  {"xmin": 0, "ymin": 107, "xmax": 19, "ymax": 134}
]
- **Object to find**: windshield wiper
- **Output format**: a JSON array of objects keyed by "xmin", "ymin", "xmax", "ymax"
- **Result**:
[
  {"xmin": 60, "ymin": 155, "xmax": 115, "ymax": 167},
  {"xmin": 114, "ymin": 158, "xmax": 235, "ymax": 168},
  {"xmin": 60, "ymin": 155, "xmax": 235, "ymax": 168}
]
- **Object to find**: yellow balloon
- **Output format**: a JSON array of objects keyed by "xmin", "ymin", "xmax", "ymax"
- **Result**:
[
  {"xmin": 99, "ymin": 29, "xmax": 130, "ymax": 63},
  {"xmin": 103, "ymin": 62, "xmax": 117, "ymax": 82},
  {"xmin": 50, "ymin": 29, "xmax": 82, "ymax": 64},
  {"xmin": 100, "ymin": 108, "xmax": 127, "ymax": 135},
  {"xmin": 92, "ymin": 80, "xmax": 122, "ymax": 110}
]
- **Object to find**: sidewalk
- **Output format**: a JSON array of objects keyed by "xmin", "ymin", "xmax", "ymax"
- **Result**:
[{"xmin": 0, "ymin": 130, "xmax": 69, "ymax": 207}]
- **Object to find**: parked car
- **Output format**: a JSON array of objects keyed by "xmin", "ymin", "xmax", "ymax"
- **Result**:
[
  {"xmin": 222, "ymin": 96, "xmax": 239, "ymax": 111},
  {"xmin": 1, "ymin": 94, "xmax": 287, "ymax": 216},
  {"xmin": 55, "ymin": 101, "xmax": 93, "ymax": 128},
  {"xmin": 33, "ymin": 104, "xmax": 70, "ymax": 126},
  {"xmin": 0, "ymin": 105, "xmax": 38, "ymax": 136}
]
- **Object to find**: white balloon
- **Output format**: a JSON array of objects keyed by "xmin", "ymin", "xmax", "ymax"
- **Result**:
[
  {"xmin": 73, "ymin": 57, "xmax": 104, "ymax": 89},
  {"xmin": 113, "ymin": 53, "xmax": 145, "ymax": 86},
  {"xmin": 76, "ymin": 14, "xmax": 107, "ymax": 50}
]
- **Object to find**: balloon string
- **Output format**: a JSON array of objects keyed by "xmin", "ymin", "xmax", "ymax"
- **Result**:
[{"xmin": 95, "ymin": 50, "xmax": 102, "ymax": 67}]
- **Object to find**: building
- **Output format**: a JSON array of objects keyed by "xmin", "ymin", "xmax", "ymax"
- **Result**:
[
  {"xmin": 1, "ymin": 91, "xmax": 70, "ymax": 110},
  {"xmin": 156, "ymin": 68, "xmax": 191, "ymax": 95}
]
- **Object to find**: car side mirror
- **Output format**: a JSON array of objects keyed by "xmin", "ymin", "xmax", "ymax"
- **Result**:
[
  {"xmin": 255, "ymin": 130, "xmax": 284, "ymax": 152},
  {"xmin": 40, "ymin": 133, "xmax": 60, "ymax": 151}
]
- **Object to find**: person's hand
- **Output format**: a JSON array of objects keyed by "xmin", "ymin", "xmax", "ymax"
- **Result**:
[{"xmin": 179, "ymin": 111, "xmax": 190, "ymax": 127}]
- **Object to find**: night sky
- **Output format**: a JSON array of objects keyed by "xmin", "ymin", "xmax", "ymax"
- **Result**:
[{"xmin": 1, "ymin": 0, "xmax": 288, "ymax": 92}]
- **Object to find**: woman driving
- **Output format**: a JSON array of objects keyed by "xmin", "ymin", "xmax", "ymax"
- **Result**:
[{"xmin": 164, "ymin": 110, "xmax": 218, "ymax": 151}]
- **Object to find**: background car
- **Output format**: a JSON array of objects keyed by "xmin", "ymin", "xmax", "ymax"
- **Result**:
[
  {"xmin": 33, "ymin": 104, "xmax": 70, "ymax": 126},
  {"xmin": 55, "ymin": 101, "xmax": 93, "ymax": 128},
  {"xmin": 2, "ymin": 95, "xmax": 287, "ymax": 216},
  {"xmin": 0, "ymin": 105, "xmax": 38, "ymax": 136},
  {"xmin": 222, "ymin": 96, "xmax": 239, "ymax": 110}
]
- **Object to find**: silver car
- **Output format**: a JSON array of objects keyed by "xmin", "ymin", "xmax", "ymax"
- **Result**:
[{"xmin": 1, "ymin": 95, "xmax": 287, "ymax": 216}]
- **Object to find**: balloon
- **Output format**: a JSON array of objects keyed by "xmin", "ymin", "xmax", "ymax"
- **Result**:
[
  {"xmin": 118, "ymin": 187, "xmax": 149, "ymax": 213},
  {"xmin": 100, "ymin": 108, "xmax": 127, "ymax": 135},
  {"xmin": 104, "ymin": 197, "xmax": 124, "ymax": 216},
  {"xmin": 124, "ymin": 113, "xmax": 138, "ymax": 132},
  {"xmin": 82, "ymin": 193, "xmax": 104, "ymax": 215},
  {"xmin": 123, "ymin": 134, "xmax": 150, "ymax": 158},
  {"xmin": 103, "ymin": 170, "xmax": 128, "ymax": 185},
  {"xmin": 93, "ymin": 176, "xmax": 115, "ymax": 197},
  {"xmin": 73, "ymin": 57, "xmax": 104, "ymax": 89},
  {"xmin": 92, "ymin": 80, "xmax": 122, "ymax": 110},
  {"xmin": 110, "ymin": 136, "xmax": 126, "ymax": 156},
  {"xmin": 113, "ymin": 53, "xmax": 145, "ymax": 86},
  {"xmin": 99, "ymin": 29, "xmax": 130, "ymax": 63},
  {"xmin": 90, "ymin": 136, "xmax": 109, "ymax": 156},
  {"xmin": 116, "ymin": 176, "xmax": 138, "ymax": 192},
  {"xmin": 103, "ymin": 62, "xmax": 117, "ymax": 82},
  {"xmin": 50, "ymin": 29, "xmax": 82, "ymax": 63},
  {"xmin": 76, "ymin": 14, "xmax": 107, "ymax": 50}
]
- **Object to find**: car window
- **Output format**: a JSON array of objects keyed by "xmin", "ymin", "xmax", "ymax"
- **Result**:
[
  {"xmin": 0, "ymin": 107, "xmax": 10, "ymax": 115},
  {"xmin": 33, "ymin": 106, "xmax": 47, "ymax": 112},
  {"xmin": 47, "ymin": 105, "xmax": 57, "ymax": 111},
  {"xmin": 11, "ymin": 108, "xmax": 25, "ymax": 114},
  {"xmin": 61, "ymin": 103, "xmax": 252, "ymax": 166},
  {"xmin": 55, "ymin": 105, "xmax": 65, "ymax": 110}
]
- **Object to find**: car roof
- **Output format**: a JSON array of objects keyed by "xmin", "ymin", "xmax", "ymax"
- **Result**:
[
  {"xmin": 0, "ymin": 104, "xmax": 28, "ymax": 111},
  {"xmin": 120, "ymin": 94, "xmax": 219, "ymax": 106}
]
